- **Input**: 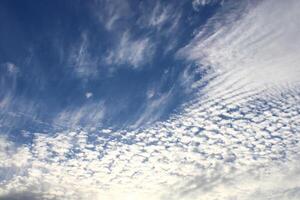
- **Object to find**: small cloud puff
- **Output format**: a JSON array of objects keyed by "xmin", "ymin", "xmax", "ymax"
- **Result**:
[
  {"xmin": 6, "ymin": 62, "xmax": 19, "ymax": 74},
  {"xmin": 85, "ymin": 92, "xmax": 93, "ymax": 99}
]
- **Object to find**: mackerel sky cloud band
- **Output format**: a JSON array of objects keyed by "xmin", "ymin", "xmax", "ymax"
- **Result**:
[{"xmin": 0, "ymin": 0, "xmax": 300, "ymax": 199}]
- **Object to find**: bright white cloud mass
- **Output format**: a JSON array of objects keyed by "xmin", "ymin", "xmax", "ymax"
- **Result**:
[{"xmin": 1, "ymin": 0, "xmax": 300, "ymax": 200}]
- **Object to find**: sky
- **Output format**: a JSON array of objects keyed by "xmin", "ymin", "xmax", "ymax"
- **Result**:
[{"xmin": 0, "ymin": 0, "xmax": 300, "ymax": 200}]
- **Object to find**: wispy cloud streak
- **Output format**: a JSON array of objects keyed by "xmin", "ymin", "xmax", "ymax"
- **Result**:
[{"xmin": 104, "ymin": 31, "xmax": 154, "ymax": 69}]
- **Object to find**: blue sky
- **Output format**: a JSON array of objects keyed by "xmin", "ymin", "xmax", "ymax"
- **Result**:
[
  {"xmin": 1, "ymin": 0, "xmax": 300, "ymax": 200},
  {"xmin": 0, "ymin": 0, "xmax": 220, "ymax": 133}
]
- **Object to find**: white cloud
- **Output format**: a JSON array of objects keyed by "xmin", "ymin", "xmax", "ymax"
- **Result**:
[
  {"xmin": 146, "ymin": 88, "xmax": 155, "ymax": 99},
  {"xmin": 1, "ymin": 1, "xmax": 300, "ymax": 200},
  {"xmin": 53, "ymin": 102, "xmax": 105, "ymax": 128},
  {"xmin": 0, "ymin": 94, "xmax": 12, "ymax": 109},
  {"xmin": 192, "ymin": 0, "xmax": 224, "ymax": 11},
  {"xmin": 0, "ymin": 62, "xmax": 19, "ymax": 93},
  {"xmin": 96, "ymin": 0, "xmax": 130, "ymax": 31},
  {"xmin": 104, "ymin": 31, "xmax": 154, "ymax": 69},
  {"xmin": 5, "ymin": 62, "xmax": 19, "ymax": 74},
  {"xmin": 69, "ymin": 33, "xmax": 99, "ymax": 80},
  {"xmin": 179, "ymin": 0, "xmax": 300, "ymax": 101},
  {"xmin": 101, "ymin": 129, "xmax": 112, "ymax": 134},
  {"xmin": 1, "ymin": 85, "xmax": 299, "ymax": 199},
  {"xmin": 85, "ymin": 92, "xmax": 93, "ymax": 99},
  {"xmin": 137, "ymin": 2, "xmax": 182, "ymax": 54},
  {"xmin": 147, "ymin": 3, "xmax": 171, "ymax": 28},
  {"xmin": 131, "ymin": 90, "xmax": 173, "ymax": 129}
]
